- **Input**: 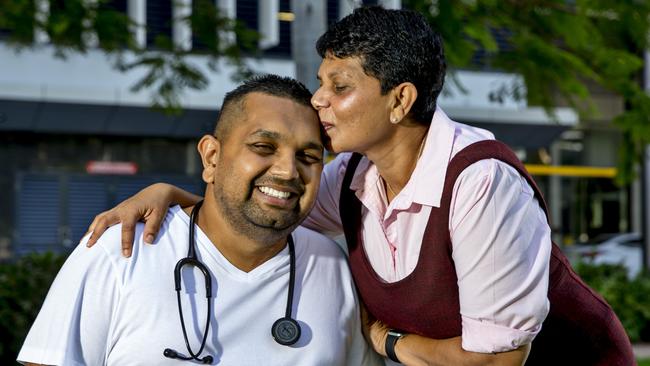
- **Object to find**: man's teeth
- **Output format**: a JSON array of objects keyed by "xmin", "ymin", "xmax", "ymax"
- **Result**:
[{"xmin": 259, "ymin": 186, "xmax": 291, "ymax": 199}]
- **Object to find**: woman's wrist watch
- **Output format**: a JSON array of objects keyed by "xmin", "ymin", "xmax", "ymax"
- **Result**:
[{"xmin": 385, "ymin": 329, "xmax": 407, "ymax": 363}]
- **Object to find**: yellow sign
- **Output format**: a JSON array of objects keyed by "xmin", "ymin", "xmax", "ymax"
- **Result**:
[{"xmin": 525, "ymin": 165, "xmax": 617, "ymax": 178}]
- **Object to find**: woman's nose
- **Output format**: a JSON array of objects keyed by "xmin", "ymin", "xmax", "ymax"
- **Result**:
[{"xmin": 311, "ymin": 88, "xmax": 328, "ymax": 110}]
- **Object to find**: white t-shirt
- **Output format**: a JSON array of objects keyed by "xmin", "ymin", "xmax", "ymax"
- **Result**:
[{"xmin": 18, "ymin": 205, "xmax": 381, "ymax": 366}]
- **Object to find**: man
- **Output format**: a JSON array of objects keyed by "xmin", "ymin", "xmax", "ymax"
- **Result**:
[{"xmin": 18, "ymin": 75, "xmax": 380, "ymax": 366}]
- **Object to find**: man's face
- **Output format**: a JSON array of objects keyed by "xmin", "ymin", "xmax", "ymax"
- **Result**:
[{"xmin": 207, "ymin": 92, "xmax": 323, "ymax": 240}]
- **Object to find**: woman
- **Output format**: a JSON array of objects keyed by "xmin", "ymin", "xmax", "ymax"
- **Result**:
[{"xmin": 87, "ymin": 7, "xmax": 633, "ymax": 365}]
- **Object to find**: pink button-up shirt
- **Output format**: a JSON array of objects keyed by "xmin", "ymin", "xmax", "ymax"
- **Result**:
[{"xmin": 302, "ymin": 108, "xmax": 551, "ymax": 353}]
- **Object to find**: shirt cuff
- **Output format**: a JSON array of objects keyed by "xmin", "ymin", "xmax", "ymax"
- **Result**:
[
  {"xmin": 17, "ymin": 346, "xmax": 85, "ymax": 366},
  {"xmin": 461, "ymin": 316, "xmax": 541, "ymax": 353}
]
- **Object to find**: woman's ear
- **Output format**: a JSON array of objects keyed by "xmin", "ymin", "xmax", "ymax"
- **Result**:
[
  {"xmin": 389, "ymin": 82, "xmax": 418, "ymax": 124},
  {"xmin": 197, "ymin": 135, "xmax": 220, "ymax": 184}
]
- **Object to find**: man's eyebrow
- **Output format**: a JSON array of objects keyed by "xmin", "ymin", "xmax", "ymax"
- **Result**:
[
  {"xmin": 304, "ymin": 141, "xmax": 324, "ymax": 152},
  {"xmin": 250, "ymin": 129, "xmax": 280, "ymax": 140},
  {"xmin": 250, "ymin": 129, "xmax": 323, "ymax": 151}
]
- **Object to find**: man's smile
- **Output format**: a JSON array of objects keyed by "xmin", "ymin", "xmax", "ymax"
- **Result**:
[
  {"xmin": 258, "ymin": 186, "xmax": 292, "ymax": 199},
  {"xmin": 254, "ymin": 184, "xmax": 301, "ymax": 210}
]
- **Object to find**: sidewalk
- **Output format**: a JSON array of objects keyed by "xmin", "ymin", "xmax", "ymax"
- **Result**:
[{"xmin": 635, "ymin": 343, "xmax": 650, "ymax": 359}]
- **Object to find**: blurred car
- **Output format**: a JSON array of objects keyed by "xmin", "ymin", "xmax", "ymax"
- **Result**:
[{"xmin": 565, "ymin": 232, "xmax": 643, "ymax": 279}]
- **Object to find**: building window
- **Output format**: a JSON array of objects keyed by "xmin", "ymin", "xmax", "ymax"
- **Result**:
[
  {"xmin": 0, "ymin": 28, "xmax": 11, "ymax": 40},
  {"xmin": 327, "ymin": 0, "xmax": 340, "ymax": 24},
  {"xmin": 101, "ymin": 0, "xmax": 127, "ymax": 14},
  {"xmin": 469, "ymin": 28, "xmax": 513, "ymax": 70},
  {"xmin": 236, "ymin": 0, "xmax": 258, "ymax": 40},
  {"xmin": 236, "ymin": 0, "xmax": 291, "ymax": 57},
  {"xmin": 266, "ymin": 0, "xmax": 291, "ymax": 56},
  {"xmin": 227, "ymin": 0, "xmax": 341, "ymax": 57},
  {"xmin": 146, "ymin": 0, "xmax": 173, "ymax": 48},
  {"xmin": 192, "ymin": 0, "xmax": 226, "ymax": 52}
]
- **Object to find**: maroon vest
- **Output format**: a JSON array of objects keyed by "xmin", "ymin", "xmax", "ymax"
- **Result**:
[{"xmin": 340, "ymin": 140, "xmax": 634, "ymax": 365}]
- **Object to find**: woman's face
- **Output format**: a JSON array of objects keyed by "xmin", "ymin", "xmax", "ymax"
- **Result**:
[{"xmin": 311, "ymin": 56, "xmax": 394, "ymax": 154}]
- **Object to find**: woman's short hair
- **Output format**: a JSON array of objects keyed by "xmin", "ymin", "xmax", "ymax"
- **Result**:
[{"xmin": 316, "ymin": 6, "xmax": 445, "ymax": 125}]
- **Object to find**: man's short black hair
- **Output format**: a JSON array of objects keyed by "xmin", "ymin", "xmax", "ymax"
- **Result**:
[
  {"xmin": 316, "ymin": 6, "xmax": 445, "ymax": 125},
  {"xmin": 215, "ymin": 74, "xmax": 314, "ymax": 138}
]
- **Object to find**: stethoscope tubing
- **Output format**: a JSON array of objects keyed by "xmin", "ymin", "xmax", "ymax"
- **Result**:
[{"xmin": 164, "ymin": 200, "xmax": 300, "ymax": 364}]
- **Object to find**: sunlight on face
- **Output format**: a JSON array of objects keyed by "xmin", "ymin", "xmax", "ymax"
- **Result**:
[
  {"xmin": 211, "ymin": 92, "xmax": 323, "ymax": 240},
  {"xmin": 311, "ymin": 56, "xmax": 394, "ymax": 154}
]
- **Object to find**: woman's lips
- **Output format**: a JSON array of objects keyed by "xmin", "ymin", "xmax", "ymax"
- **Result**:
[{"xmin": 320, "ymin": 121, "xmax": 334, "ymax": 131}]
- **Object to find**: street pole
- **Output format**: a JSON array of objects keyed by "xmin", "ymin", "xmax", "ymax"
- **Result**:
[
  {"xmin": 642, "ymin": 50, "xmax": 650, "ymax": 272},
  {"xmin": 642, "ymin": 144, "xmax": 650, "ymax": 272},
  {"xmin": 291, "ymin": 0, "xmax": 326, "ymax": 92}
]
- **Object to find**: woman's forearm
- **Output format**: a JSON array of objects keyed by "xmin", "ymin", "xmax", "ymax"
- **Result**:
[
  {"xmin": 394, "ymin": 335, "xmax": 530, "ymax": 366},
  {"xmin": 162, "ymin": 183, "xmax": 201, "ymax": 208}
]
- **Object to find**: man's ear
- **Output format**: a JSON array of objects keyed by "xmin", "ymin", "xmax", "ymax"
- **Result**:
[
  {"xmin": 197, "ymin": 135, "xmax": 220, "ymax": 184},
  {"xmin": 389, "ymin": 82, "xmax": 418, "ymax": 124}
]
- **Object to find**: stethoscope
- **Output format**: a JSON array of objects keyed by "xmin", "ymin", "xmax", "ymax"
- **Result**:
[{"xmin": 163, "ymin": 200, "xmax": 301, "ymax": 364}]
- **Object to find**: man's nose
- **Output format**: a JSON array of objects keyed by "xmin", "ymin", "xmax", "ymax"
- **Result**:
[{"xmin": 270, "ymin": 153, "xmax": 299, "ymax": 180}]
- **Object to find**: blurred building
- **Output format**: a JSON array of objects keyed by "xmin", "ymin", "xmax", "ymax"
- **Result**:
[{"xmin": 0, "ymin": 0, "xmax": 631, "ymax": 257}]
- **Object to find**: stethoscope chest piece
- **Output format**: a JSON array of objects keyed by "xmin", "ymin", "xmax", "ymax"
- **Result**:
[
  {"xmin": 270, "ymin": 234, "xmax": 301, "ymax": 346},
  {"xmin": 272, "ymin": 317, "xmax": 301, "ymax": 346}
]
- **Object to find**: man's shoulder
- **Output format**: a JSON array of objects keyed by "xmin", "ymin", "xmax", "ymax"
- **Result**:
[
  {"xmin": 82, "ymin": 206, "xmax": 183, "ymax": 261},
  {"xmin": 323, "ymin": 152, "xmax": 355, "ymax": 177},
  {"xmin": 80, "ymin": 221, "xmax": 145, "ymax": 259}
]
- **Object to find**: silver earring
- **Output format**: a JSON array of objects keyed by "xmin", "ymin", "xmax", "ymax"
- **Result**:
[{"xmin": 390, "ymin": 116, "xmax": 397, "ymax": 123}]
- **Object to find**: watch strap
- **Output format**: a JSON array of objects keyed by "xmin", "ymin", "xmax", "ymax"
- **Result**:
[{"xmin": 385, "ymin": 329, "xmax": 406, "ymax": 363}]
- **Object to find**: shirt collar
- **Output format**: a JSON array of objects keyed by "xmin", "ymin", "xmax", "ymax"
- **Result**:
[
  {"xmin": 349, "ymin": 155, "xmax": 374, "ymax": 192},
  {"xmin": 410, "ymin": 108, "xmax": 456, "ymax": 207}
]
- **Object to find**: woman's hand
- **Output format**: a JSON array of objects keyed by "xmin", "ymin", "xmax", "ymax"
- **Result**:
[
  {"xmin": 85, "ymin": 183, "xmax": 200, "ymax": 257},
  {"xmin": 360, "ymin": 304, "xmax": 390, "ymax": 357},
  {"xmin": 359, "ymin": 303, "xmax": 530, "ymax": 366}
]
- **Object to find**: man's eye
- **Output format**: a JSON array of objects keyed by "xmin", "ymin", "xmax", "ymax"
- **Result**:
[
  {"xmin": 299, "ymin": 152, "xmax": 323, "ymax": 164},
  {"xmin": 334, "ymin": 85, "xmax": 347, "ymax": 93},
  {"xmin": 250, "ymin": 144, "xmax": 275, "ymax": 154}
]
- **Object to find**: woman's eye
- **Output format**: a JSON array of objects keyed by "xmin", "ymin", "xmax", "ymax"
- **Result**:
[{"xmin": 334, "ymin": 85, "xmax": 347, "ymax": 93}]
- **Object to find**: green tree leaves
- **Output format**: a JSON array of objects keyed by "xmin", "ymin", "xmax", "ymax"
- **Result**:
[
  {"xmin": 1, "ymin": 0, "xmax": 257, "ymax": 114},
  {"xmin": 3, "ymin": 1, "xmax": 650, "ymax": 181},
  {"xmin": 0, "ymin": 252, "xmax": 67, "ymax": 364},
  {"xmin": 406, "ymin": 0, "xmax": 650, "ymax": 182}
]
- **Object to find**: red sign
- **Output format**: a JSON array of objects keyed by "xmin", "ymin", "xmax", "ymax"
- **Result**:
[{"xmin": 86, "ymin": 161, "xmax": 138, "ymax": 175}]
